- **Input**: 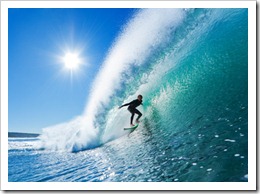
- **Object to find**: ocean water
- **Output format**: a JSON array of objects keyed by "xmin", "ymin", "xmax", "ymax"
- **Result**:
[{"xmin": 9, "ymin": 8, "xmax": 248, "ymax": 182}]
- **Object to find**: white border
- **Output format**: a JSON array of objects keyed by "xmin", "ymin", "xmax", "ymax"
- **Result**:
[
  {"xmin": 0, "ymin": 0, "xmax": 256, "ymax": 8},
  {"xmin": 247, "ymin": 0, "xmax": 257, "ymax": 191},
  {"xmin": 1, "ymin": 0, "xmax": 256, "ymax": 191}
]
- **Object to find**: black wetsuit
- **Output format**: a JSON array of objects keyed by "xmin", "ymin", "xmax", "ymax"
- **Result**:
[{"xmin": 120, "ymin": 99, "xmax": 143, "ymax": 125}]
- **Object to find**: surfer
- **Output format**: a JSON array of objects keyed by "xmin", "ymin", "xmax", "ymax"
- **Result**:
[{"xmin": 119, "ymin": 95, "xmax": 143, "ymax": 126}]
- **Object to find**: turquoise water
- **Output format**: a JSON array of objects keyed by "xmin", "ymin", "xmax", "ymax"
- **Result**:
[{"xmin": 9, "ymin": 8, "xmax": 248, "ymax": 182}]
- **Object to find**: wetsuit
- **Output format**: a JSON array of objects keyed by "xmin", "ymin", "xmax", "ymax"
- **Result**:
[{"xmin": 120, "ymin": 99, "xmax": 143, "ymax": 125}]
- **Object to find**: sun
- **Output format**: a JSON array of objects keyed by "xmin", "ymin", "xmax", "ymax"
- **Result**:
[{"xmin": 63, "ymin": 52, "xmax": 81, "ymax": 70}]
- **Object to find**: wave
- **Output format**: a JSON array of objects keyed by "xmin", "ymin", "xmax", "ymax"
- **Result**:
[
  {"xmin": 39, "ymin": 8, "xmax": 188, "ymax": 152},
  {"xmin": 39, "ymin": 8, "xmax": 248, "ymax": 152}
]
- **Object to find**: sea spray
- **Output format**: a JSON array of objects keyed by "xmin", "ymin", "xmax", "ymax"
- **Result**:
[{"xmin": 39, "ymin": 116, "xmax": 100, "ymax": 151}]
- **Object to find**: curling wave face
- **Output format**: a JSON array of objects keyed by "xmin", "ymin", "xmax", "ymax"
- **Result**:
[{"xmin": 39, "ymin": 8, "xmax": 248, "ymax": 157}]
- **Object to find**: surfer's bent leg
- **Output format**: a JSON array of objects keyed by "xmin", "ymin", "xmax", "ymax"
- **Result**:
[
  {"xmin": 128, "ymin": 107, "xmax": 135, "ymax": 125},
  {"xmin": 130, "ymin": 113, "xmax": 135, "ymax": 125},
  {"xmin": 134, "ymin": 109, "xmax": 142, "ymax": 122}
]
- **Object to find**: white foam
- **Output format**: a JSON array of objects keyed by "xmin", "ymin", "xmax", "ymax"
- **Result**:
[
  {"xmin": 39, "ymin": 116, "xmax": 100, "ymax": 152},
  {"xmin": 225, "ymin": 139, "xmax": 236, "ymax": 143}
]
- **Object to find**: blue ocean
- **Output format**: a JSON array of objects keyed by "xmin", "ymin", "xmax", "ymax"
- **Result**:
[{"xmin": 9, "ymin": 8, "xmax": 248, "ymax": 182}]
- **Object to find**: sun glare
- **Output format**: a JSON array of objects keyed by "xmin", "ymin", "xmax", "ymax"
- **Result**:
[{"xmin": 63, "ymin": 52, "xmax": 81, "ymax": 70}]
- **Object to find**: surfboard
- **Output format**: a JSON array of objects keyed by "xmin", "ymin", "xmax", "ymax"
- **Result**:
[{"xmin": 124, "ymin": 124, "xmax": 139, "ymax": 130}]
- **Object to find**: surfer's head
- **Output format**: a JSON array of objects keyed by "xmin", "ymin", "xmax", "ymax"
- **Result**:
[{"xmin": 138, "ymin": 95, "xmax": 143, "ymax": 101}]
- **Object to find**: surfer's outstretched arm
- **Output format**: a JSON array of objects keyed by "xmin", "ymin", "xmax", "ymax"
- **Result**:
[{"xmin": 119, "ymin": 102, "xmax": 130, "ymax": 109}]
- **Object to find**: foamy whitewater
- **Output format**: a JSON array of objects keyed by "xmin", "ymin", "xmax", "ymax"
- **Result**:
[{"xmin": 9, "ymin": 8, "xmax": 248, "ymax": 182}]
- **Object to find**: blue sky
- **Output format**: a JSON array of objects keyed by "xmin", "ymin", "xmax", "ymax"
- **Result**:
[{"xmin": 8, "ymin": 8, "xmax": 136, "ymax": 133}]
